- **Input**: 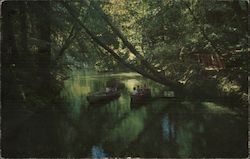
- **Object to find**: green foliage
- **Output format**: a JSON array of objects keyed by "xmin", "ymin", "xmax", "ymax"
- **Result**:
[
  {"xmin": 64, "ymin": 0, "xmax": 247, "ymax": 99},
  {"xmin": 2, "ymin": 0, "xmax": 248, "ymax": 108}
]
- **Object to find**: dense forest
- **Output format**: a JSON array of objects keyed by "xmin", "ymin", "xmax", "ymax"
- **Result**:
[
  {"xmin": 2, "ymin": 0, "xmax": 248, "ymax": 111},
  {"xmin": 1, "ymin": 0, "xmax": 249, "ymax": 157}
]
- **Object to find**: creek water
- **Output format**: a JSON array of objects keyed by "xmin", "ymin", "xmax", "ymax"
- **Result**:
[{"xmin": 2, "ymin": 70, "xmax": 248, "ymax": 158}]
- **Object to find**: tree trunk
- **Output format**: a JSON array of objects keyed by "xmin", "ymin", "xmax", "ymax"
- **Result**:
[
  {"xmin": 56, "ymin": 25, "xmax": 76, "ymax": 61},
  {"xmin": 1, "ymin": 2, "xmax": 19, "ymax": 68},
  {"xmin": 19, "ymin": 2, "xmax": 30, "ymax": 67},
  {"xmin": 36, "ymin": 1, "xmax": 51, "ymax": 89},
  {"xmin": 61, "ymin": 2, "xmax": 186, "ymax": 96},
  {"xmin": 1, "ymin": 2, "xmax": 25, "ymax": 112}
]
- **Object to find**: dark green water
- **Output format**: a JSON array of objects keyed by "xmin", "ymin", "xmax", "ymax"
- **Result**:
[{"xmin": 2, "ymin": 70, "xmax": 248, "ymax": 158}]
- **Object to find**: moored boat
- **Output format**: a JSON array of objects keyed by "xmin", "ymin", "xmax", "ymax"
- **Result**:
[
  {"xmin": 130, "ymin": 89, "xmax": 151, "ymax": 105},
  {"xmin": 87, "ymin": 90, "xmax": 121, "ymax": 104}
]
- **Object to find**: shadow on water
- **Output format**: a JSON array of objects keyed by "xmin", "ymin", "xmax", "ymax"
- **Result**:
[{"xmin": 2, "ymin": 70, "xmax": 248, "ymax": 158}]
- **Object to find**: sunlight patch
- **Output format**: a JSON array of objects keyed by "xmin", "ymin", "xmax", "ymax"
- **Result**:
[{"xmin": 202, "ymin": 102, "xmax": 236, "ymax": 115}]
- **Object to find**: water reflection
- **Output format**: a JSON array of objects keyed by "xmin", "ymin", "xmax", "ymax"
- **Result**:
[
  {"xmin": 43, "ymin": 71, "xmax": 250, "ymax": 157},
  {"xmin": 162, "ymin": 114, "xmax": 170, "ymax": 141},
  {"xmin": 101, "ymin": 107, "xmax": 148, "ymax": 155},
  {"xmin": 91, "ymin": 145, "xmax": 106, "ymax": 158},
  {"xmin": 2, "ymin": 70, "xmax": 247, "ymax": 158}
]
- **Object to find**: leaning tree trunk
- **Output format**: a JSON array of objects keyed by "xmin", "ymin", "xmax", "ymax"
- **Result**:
[
  {"xmin": 90, "ymin": 2, "xmax": 184, "ymax": 93},
  {"xmin": 61, "ymin": 2, "xmax": 186, "ymax": 97}
]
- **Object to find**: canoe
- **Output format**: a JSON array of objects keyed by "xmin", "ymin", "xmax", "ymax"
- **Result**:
[
  {"xmin": 130, "ymin": 89, "xmax": 151, "ymax": 105},
  {"xmin": 87, "ymin": 90, "xmax": 121, "ymax": 104}
]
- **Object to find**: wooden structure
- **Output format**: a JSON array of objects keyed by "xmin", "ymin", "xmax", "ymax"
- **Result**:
[{"xmin": 188, "ymin": 53, "xmax": 225, "ymax": 70}]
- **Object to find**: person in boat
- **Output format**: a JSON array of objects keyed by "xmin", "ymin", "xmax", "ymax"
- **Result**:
[
  {"xmin": 137, "ymin": 85, "xmax": 146, "ymax": 95},
  {"xmin": 112, "ymin": 87, "xmax": 117, "ymax": 92},
  {"xmin": 137, "ymin": 85, "xmax": 141, "ymax": 93},
  {"xmin": 105, "ymin": 87, "xmax": 111, "ymax": 93},
  {"xmin": 132, "ymin": 87, "xmax": 138, "ymax": 95},
  {"xmin": 143, "ymin": 84, "xmax": 147, "ymax": 90}
]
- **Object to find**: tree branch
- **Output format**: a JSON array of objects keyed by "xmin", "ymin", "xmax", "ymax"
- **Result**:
[
  {"xmin": 90, "ymin": 2, "xmax": 184, "ymax": 90},
  {"xmin": 56, "ymin": 25, "xmax": 76, "ymax": 61},
  {"xmin": 182, "ymin": 1, "xmax": 221, "ymax": 54},
  {"xmin": 60, "ymin": 1, "xmax": 185, "ymax": 93}
]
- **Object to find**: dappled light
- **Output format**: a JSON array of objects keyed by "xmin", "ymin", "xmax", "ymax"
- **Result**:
[
  {"xmin": 1, "ymin": 0, "xmax": 248, "ymax": 158},
  {"xmin": 202, "ymin": 102, "xmax": 237, "ymax": 115}
]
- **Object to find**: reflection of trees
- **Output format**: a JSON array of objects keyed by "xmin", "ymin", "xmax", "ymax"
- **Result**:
[
  {"xmin": 60, "ymin": 70, "xmax": 156, "ymax": 156},
  {"xmin": 60, "ymin": 71, "xmax": 247, "ymax": 157},
  {"xmin": 98, "ymin": 101, "xmax": 170, "ymax": 157},
  {"xmin": 162, "ymin": 114, "xmax": 171, "ymax": 141},
  {"xmin": 91, "ymin": 145, "xmax": 106, "ymax": 158},
  {"xmin": 169, "ymin": 103, "xmax": 206, "ymax": 158},
  {"xmin": 154, "ymin": 101, "xmax": 207, "ymax": 158},
  {"xmin": 101, "ymin": 108, "xmax": 148, "ymax": 156}
]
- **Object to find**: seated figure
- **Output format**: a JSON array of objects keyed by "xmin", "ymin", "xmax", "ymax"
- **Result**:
[{"xmin": 132, "ymin": 87, "xmax": 138, "ymax": 95}]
